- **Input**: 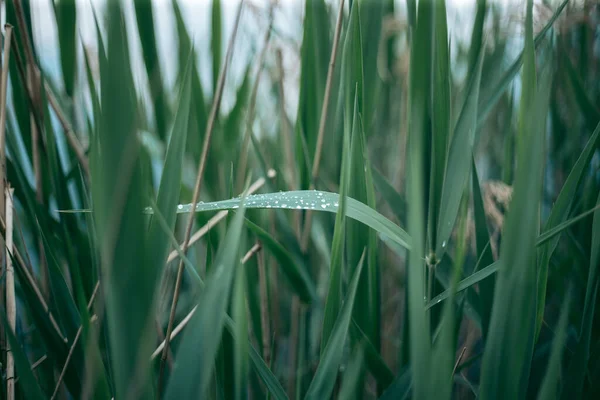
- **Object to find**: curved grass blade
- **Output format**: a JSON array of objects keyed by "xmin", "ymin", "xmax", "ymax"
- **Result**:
[
  {"xmin": 379, "ymin": 367, "xmax": 411, "ymax": 400},
  {"xmin": 372, "ymin": 168, "xmax": 406, "ymax": 223},
  {"xmin": 141, "ymin": 190, "xmax": 411, "ymax": 250},
  {"xmin": 305, "ymin": 251, "xmax": 366, "ymax": 400},
  {"xmin": 351, "ymin": 319, "xmax": 394, "ymax": 390},
  {"xmin": 246, "ymin": 341, "xmax": 289, "ymax": 400}
]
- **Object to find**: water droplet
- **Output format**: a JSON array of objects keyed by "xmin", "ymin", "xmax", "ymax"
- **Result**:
[
  {"xmin": 334, "ymin": 202, "xmax": 339, "ymax": 207},
  {"xmin": 282, "ymin": 204, "xmax": 288, "ymax": 208},
  {"xmin": 320, "ymin": 204, "xmax": 327, "ymax": 209},
  {"xmin": 233, "ymin": 205, "xmax": 239, "ymax": 209},
  {"xmin": 442, "ymin": 241, "xmax": 447, "ymax": 248},
  {"xmin": 177, "ymin": 205, "xmax": 183, "ymax": 210},
  {"xmin": 296, "ymin": 205, "xmax": 302, "ymax": 209}
]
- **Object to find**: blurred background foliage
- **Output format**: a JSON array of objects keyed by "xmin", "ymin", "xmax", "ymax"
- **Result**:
[{"xmin": 0, "ymin": 0, "xmax": 599, "ymax": 398}]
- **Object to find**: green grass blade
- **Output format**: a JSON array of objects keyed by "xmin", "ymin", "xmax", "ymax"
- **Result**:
[
  {"xmin": 91, "ymin": 3, "xmax": 156, "ymax": 397},
  {"xmin": 305, "ymin": 251, "xmax": 367, "ymax": 400},
  {"xmin": 321, "ymin": 90, "xmax": 352, "ymax": 353},
  {"xmin": 164, "ymin": 199, "xmax": 247, "ymax": 398},
  {"xmin": 350, "ymin": 320, "xmax": 395, "ymax": 390},
  {"xmin": 145, "ymin": 51, "xmax": 192, "ymax": 276},
  {"xmin": 246, "ymin": 340, "xmax": 289, "ymax": 400},
  {"xmin": 429, "ymin": 0, "xmax": 451, "ymax": 254},
  {"xmin": 537, "ymin": 291, "xmax": 572, "ymax": 400},
  {"xmin": 561, "ymin": 46, "xmax": 600, "ymax": 129},
  {"xmin": 232, "ymin": 259, "xmax": 249, "ymax": 400},
  {"xmin": 405, "ymin": 1, "xmax": 433, "ymax": 396},
  {"xmin": 134, "ymin": 0, "xmax": 168, "ymax": 140},
  {"xmin": 479, "ymin": 2, "xmax": 549, "ymax": 395},
  {"xmin": 51, "ymin": 0, "xmax": 77, "ymax": 97},
  {"xmin": 338, "ymin": 345, "xmax": 365, "ymax": 400},
  {"xmin": 379, "ymin": 367, "xmax": 411, "ymax": 400},
  {"xmin": 435, "ymin": 35, "xmax": 485, "ymax": 260},
  {"xmin": 211, "ymin": 0, "xmax": 222, "ymax": 94}
]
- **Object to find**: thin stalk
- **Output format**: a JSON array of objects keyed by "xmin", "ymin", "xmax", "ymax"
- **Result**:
[
  {"xmin": 300, "ymin": 0, "xmax": 345, "ymax": 251},
  {"xmin": 0, "ymin": 23, "xmax": 13, "ymax": 375},
  {"xmin": 50, "ymin": 282, "xmax": 101, "ymax": 400},
  {"xmin": 157, "ymin": 1, "xmax": 245, "ymax": 391},
  {"xmin": 5, "ymin": 188, "xmax": 14, "ymax": 400}
]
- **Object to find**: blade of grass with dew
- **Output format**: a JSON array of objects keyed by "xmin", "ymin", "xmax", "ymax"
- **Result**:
[
  {"xmin": 537, "ymin": 290, "xmax": 572, "ymax": 400},
  {"xmin": 244, "ymin": 218, "xmax": 316, "ymax": 303},
  {"xmin": 320, "ymin": 91, "xmax": 352, "ymax": 353},
  {"xmin": 476, "ymin": 0, "xmax": 568, "ymax": 128},
  {"xmin": 90, "ymin": 3, "xmax": 156, "ymax": 397},
  {"xmin": 372, "ymin": 167, "xmax": 406, "ymax": 224},
  {"xmin": 562, "ymin": 190, "xmax": 600, "ymax": 398},
  {"xmin": 305, "ymin": 251, "xmax": 366, "ymax": 400},
  {"xmin": 163, "ymin": 198, "xmax": 247, "ymax": 399},
  {"xmin": 0, "ymin": 310, "xmax": 46, "ymax": 399},
  {"xmin": 536, "ymin": 121, "xmax": 600, "ymax": 337},
  {"xmin": 51, "ymin": 0, "xmax": 76, "ymax": 97},
  {"xmin": 405, "ymin": 0, "xmax": 433, "ymax": 397},
  {"xmin": 479, "ymin": 2, "xmax": 549, "ymax": 395},
  {"xmin": 138, "ymin": 191, "xmax": 412, "ymax": 251},
  {"xmin": 134, "ymin": 0, "xmax": 168, "ymax": 140},
  {"xmin": 429, "ymin": 0, "xmax": 450, "ymax": 256},
  {"xmin": 145, "ymin": 51, "xmax": 192, "ymax": 281},
  {"xmin": 338, "ymin": 345, "xmax": 366, "ymax": 400},
  {"xmin": 471, "ymin": 158, "xmax": 496, "ymax": 339},
  {"xmin": 435, "ymin": 35, "xmax": 485, "ymax": 261}
]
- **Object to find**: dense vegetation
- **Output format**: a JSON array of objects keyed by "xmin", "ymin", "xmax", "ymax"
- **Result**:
[{"xmin": 0, "ymin": 0, "xmax": 598, "ymax": 398}]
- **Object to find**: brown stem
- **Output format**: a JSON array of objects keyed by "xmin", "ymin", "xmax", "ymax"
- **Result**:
[
  {"xmin": 257, "ymin": 246, "xmax": 271, "ymax": 365},
  {"xmin": 157, "ymin": 1, "xmax": 246, "ymax": 393}
]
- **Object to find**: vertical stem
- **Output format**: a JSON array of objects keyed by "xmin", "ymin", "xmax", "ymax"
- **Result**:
[
  {"xmin": 257, "ymin": 248, "xmax": 271, "ymax": 366},
  {"xmin": 0, "ymin": 23, "xmax": 13, "ymax": 378},
  {"xmin": 5, "ymin": 187, "xmax": 15, "ymax": 400}
]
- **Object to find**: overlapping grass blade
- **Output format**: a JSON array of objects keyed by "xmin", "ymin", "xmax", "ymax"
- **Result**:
[
  {"xmin": 90, "ymin": 3, "xmax": 156, "ymax": 397},
  {"xmin": 232, "ymin": 257, "xmax": 249, "ymax": 400},
  {"xmin": 163, "ymin": 198, "xmax": 247, "ymax": 398},
  {"xmin": 338, "ymin": 345, "xmax": 365, "ymax": 400},
  {"xmin": 305, "ymin": 251, "xmax": 366, "ymax": 400},
  {"xmin": 372, "ymin": 168, "xmax": 406, "ymax": 223}
]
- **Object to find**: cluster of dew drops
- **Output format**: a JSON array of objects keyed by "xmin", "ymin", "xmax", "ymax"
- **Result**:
[{"xmin": 145, "ymin": 190, "xmax": 341, "ymax": 214}]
